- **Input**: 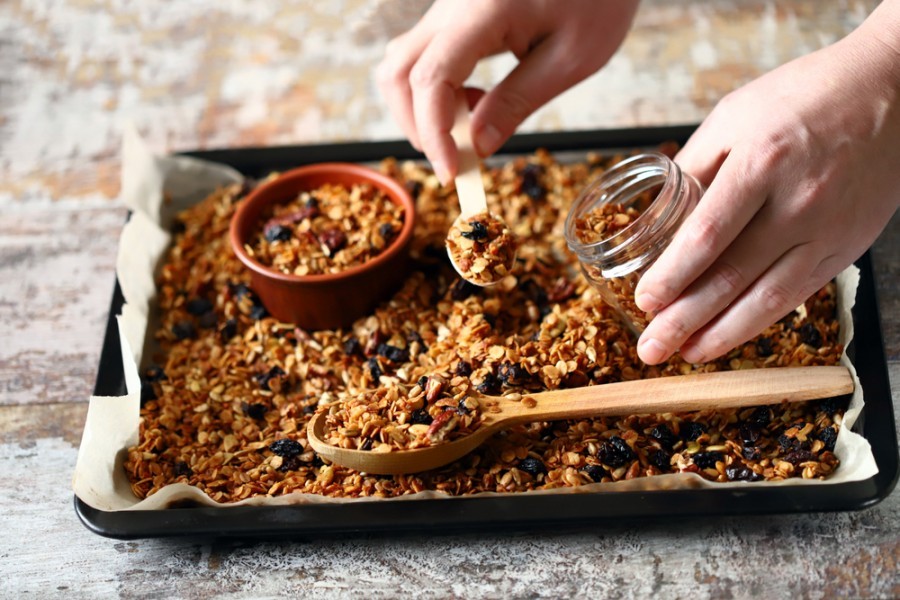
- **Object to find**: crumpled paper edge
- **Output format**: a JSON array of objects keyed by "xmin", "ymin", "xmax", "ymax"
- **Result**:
[{"xmin": 72, "ymin": 128, "xmax": 878, "ymax": 511}]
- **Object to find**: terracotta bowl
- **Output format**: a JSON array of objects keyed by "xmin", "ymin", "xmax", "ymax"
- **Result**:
[{"xmin": 229, "ymin": 163, "xmax": 415, "ymax": 330}]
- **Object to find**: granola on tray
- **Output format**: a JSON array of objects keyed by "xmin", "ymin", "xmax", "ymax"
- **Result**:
[{"xmin": 127, "ymin": 149, "xmax": 846, "ymax": 503}]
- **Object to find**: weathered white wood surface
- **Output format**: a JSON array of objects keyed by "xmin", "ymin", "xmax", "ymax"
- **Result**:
[{"xmin": 1, "ymin": 1, "xmax": 897, "ymax": 598}]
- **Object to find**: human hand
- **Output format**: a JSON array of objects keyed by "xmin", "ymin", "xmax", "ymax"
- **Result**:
[
  {"xmin": 376, "ymin": 0, "xmax": 638, "ymax": 184},
  {"xmin": 633, "ymin": 9, "xmax": 900, "ymax": 365}
]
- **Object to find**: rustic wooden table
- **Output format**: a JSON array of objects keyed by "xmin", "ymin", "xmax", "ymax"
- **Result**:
[{"xmin": 1, "ymin": 1, "xmax": 897, "ymax": 597}]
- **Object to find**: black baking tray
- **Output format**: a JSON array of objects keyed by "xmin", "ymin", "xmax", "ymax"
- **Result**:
[{"xmin": 76, "ymin": 125, "xmax": 899, "ymax": 539}]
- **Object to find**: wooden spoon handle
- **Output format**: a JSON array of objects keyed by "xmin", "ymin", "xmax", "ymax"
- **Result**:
[
  {"xmin": 498, "ymin": 366, "xmax": 853, "ymax": 425},
  {"xmin": 451, "ymin": 91, "xmax": 488, "ymax": 219}
]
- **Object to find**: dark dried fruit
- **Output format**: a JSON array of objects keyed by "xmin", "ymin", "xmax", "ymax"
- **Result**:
[
  {"xmin": 368, "ymin": 357, "xmax": 383, "ymax": 381},
  {"xmin": 547, "ymin": 277, "xmax": 577, "ymax": 303},
  {"xmin": 680, "ymin": 421, "xmax": 707, "ymax": 441},
  {"xmin": 410, "ymin": 409, "xmax": 433, "ymax": 425},
  {"xmin": 739, "ymin": 423, "xmax": 761, "ymax": 446},
  {"xmin": 650, "ymin": 449, "xmax": 671, "ymax": 472},
  {"xmin": 170, "ymin": 218, "xmax": 186, "ymax": 235},
  {"xmin": 517, "ymin": 456, "xmax": 547, "ymax": 477},
  {"xmin": 649, "ymin": 424, "xmax": 677, "ymax": 449},
  {"xmin": 140, "ymin": 384, "xmax": 157, "ymax": 407},
  {"xmin": 406, "ymin": 330, "xmax": 427, "ymax": 352},
  {"xmin": 819, "ymin": 396, "xmax": 848, "ymax": 416},
  {"xmin": 229, "ymin": 282, "xmax": 252, "ymax": 300},
  {"xmin": 172, "ymin": 320, "xmax": 196, "ymax": 340},
  {"xmin": 476, "ymin": 372, "xmax": 501, "ymax": 395},
  {"xmin": 456, "ymin": 399, "xmax": 470, "ymax": 415},
  {"xmin": 343, "ymin": 337, "xmax": 362, "ymax": 356},
  {"xmin": 460, "ymin": 220, "xmax": 488, "ymax": 241},
  {"xmin": 482, "ymin": 312, "xmax": 497, "ymax": 328},
  {"xmin": 242, "ymin": 402, "xmax": 268, "ymax": 420},
  {"xmin": 497, "ymin": 361, "xmax": 529, "ymax": 387},
  {"xmin": 220, "ymin": 318, "xmax": 238, "ymax": 342},
  {"xmin": 198, "ymin": 311, "xmax": 217, "ymax": 329},
  {"xmin": 417, "ymin": 375, "xmax": 429, "ymax": 389},
  {"xmin": 404, "ymin": 179, "xmax": 423, "ymax": 199},
  {"xmin": 376, "ymin": 343, "xmax": 410, "ymax": 363},
  {"xmin": 455, "ymin": 361, "xmax": 473, "ymax": 377},
  {"xmin": 172, "ymin": 461, "xmax": 193, "ymax": 478},
  {"xmin": 598, "ymin": 436, "xmax": 635, "ymax": 468},
  {"xmin": 449, "ymin": 278, "xmax": 477, "ymax": 301},
  {"xmin": 798, "ymin": 323, "xmax": 823, "ymax": 348},
  {"xmin": 269, "ymin": 438, "xmax": 303, "ymax": 458},
  {"xmin": 755, "ymin": 336, "xmax": 773, "ymax": 357},
  {"xmin": 319, "ymin": 228, "xmax": 347, "ymax": 255},
  {"xmin": 277, "ymin": 456, "xmax": 301, "ymax": 472},
  {"xmin": 818, "ymin": 426, "xmax": 838, "ymax": 452},
  {"xmin": 560, "ymin": 369, "xmax": 589, "ymax": 389},
  {"xmin": 743, "ymin": 446, "xmax": 762, "ymax": 461},
  {"xmin": 519, "ymin": 163, "xmax": 546, "ymax": 201},
  {"xmin": 784, "ymin": 449, "xmax": 815, "ymax": 465},
  {"xmin": 255, "ymin": 366, "xmax": 286, "ymax": 391},
  {"xmin": 726, "ymin": 465, "xmax": 761, "ymax": 482},
  {"xmin": 749, "ymin": 406, "xmax": 771, "ymax": 428},
  {"xmin": 360, "ymin": 438, "xmax": 374, "ymax": 451},
  {"xmin": 186, "ymin": 297, "xmax": 214, "ymax": 316},
  {"xmin": 264, "ymin": 224, "xmax": 292, "ymax": 243},
  {"xmin": 249, "ymin": 302, "xmax": 268, "ymax": 320},
  {"xmin": 693, "ymin": 451, "xmax": 724, "ymax": 469},
  {"xmin": 582, "ymin": 464, "xmax": 607, "ymax": 482},
  {"xmin": 378, "ymin": 222, "xmax": 395, "ymax": 241}
]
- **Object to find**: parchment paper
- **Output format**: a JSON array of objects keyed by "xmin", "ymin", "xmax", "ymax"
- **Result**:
[{"xmin": 72, "ymin": 126, "xmax": 878, "ymax": 511}]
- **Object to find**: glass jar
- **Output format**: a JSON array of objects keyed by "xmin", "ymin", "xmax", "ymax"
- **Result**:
[{"xmin": 564, "ymin": 152, "xmax": 704, "ymax": 335}]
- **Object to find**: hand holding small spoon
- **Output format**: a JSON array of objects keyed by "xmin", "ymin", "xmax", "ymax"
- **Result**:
[
  {"xmin": 446, "ymin": 92, "xmax": 518, "ymax": 287},
  {"xmin": 307, "ymin": 365, "xmax": 853, "ymax": 475}
]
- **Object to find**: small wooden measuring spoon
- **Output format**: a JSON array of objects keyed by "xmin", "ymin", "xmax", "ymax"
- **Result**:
[
  {"xmin": 446, "ymin": 92, "xmax": 517, "ymax": 287},
  {"xmin": 307, "ymin": 365, "xmax": 853, "ymax": 475}
]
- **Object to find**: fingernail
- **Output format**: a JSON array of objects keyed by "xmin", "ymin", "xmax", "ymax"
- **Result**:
[
  {"xmin": 635, "ymin": 291, "xmax": 663, "ymax": 313},
  {"xmin": 638, "ymin": 337, "xmax": 668, "ymax": 365},
  {"xmin": 681, "ymin": 345, "xmax": 706, "ymax": 364},
  {"xmin": 475, "ymin": 124, "xmax": 502, "ymax": 156},
  {"xmin": 432, "ymin": 160, "xmax": 450, "ymax": 185}
]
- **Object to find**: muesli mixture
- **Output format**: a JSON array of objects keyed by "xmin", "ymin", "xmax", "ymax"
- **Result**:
[
  {"xmin": 246, "ymin": 182, "xmax": 404, "ymax": 276},
  {"xmin": 127, "ymin": 150, "xmax": 846, "ymax": 503},
  {"xmin": 446, "ymin": 211, "xmax": 518, "ymax": 286}
]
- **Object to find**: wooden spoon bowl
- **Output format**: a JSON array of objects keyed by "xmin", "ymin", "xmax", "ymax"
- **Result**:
[{"xmin": 306, "ymin": 365, "xmax": 853, "ymax": 475}]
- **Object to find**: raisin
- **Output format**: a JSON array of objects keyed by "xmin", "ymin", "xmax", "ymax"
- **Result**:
[
  {"xmin": 819, "ymin": 396, "xmax": 848, "ymax": 416},
  {"xmin": 406, "ymin": 330, "xmax": 427, "ymax": 352},
  {"xmin": 378, "ymin": 222, "xmax": 395, "ymax": 241},
  {"xmin": 417, "ymin": 375, "xmax": 429, "ymax": 389},
  {"xmin": 784, "ymin": 449, "xmax": 814, "ymax": 465},
  {"xmin": 755, "ymin": 336, "xmax": 774, "ymax": 357},
  {"xmin": 798, "ymin": 323, "xmax": 823, "ymax": 348},
  {"xmin": 376, "ymin": 343, "xmax": 410, "ymax": 363},
  {"xmin": 680, "ymin": 421, "xmax": 706, "ymax": 441},
  {"xmin": 186, "ymin": 298, "xmax": 214, "ymax": 316},
  {"xmin": 693, "ymin": 451, "xmax": 724, "ymax": 469},
  {"xmin": 743, "ymin": 446, "xmax": 762, "ymax": 461},
  {"xmin": 360, "ymin": 438, "xmax": 374, "ymax": 451},
  {"xmin": 777, "ymin": 434, "xmax": 796, "ymax": 452},
  {"xmin": 818, "ymin": 426, "xmax": 838, "ymax": 452},
  {"xmin": 278, "ymin": 457, "xmax": 301, "ymax": 472},
  {"xmin": 582, "ymin": 464, "xmax": 607, "ymax": 482},
  {"xmin": 520, "ymin": 163, "xmax": 546, "ymax": 201},
  {"xmin": 455, "ymin": 361, "xmax": 473, "ymax": 377},
  {"xmin": 220, "ymin": 318, "xmax": 238, "ymax": 342},
  {"xmin": 449, "ymin": 279, "xmax": 477, "ymax": 301},
  {"xmin": 367, "ymin": 357, "xmax": 383, "ymax": 381},
  {"xmin": 482, "ymin": 312, "xmax": 497, "ymax": 328},
  {"xmin": 319, "ymin": 229, "xmax": 347, "ymax": 255},
  {"xmin": 229, "ymin": 282, "xmax": 252, "ymax": 300},
  {"xmin": 522, "ymin": 279, "xmax": 549, "ymax": 307},
  {"xmin": 497, "ymin": 362, "xmax": 528, "ymax": 386},
  {"xmin": 650, "ymin": 449, "xmax": 671, "ymax": 472},
  {"xmin": 264, "ymin": 224, "xmax": 292, "ymax": 243},
  {"xmin": 242, "ymin": 402, "xmax": 268, "ymax": 420},
  {"xmin": 649, "ymin": 424, "xmax": 677, "ymax": 449},
  {"xmin": 598, "ymin": 436, "xmax": 635, "ymax": 468},
  {"xmin": 739, "ymin": 424, "xmax": 761, "ymax": 446},
  {"xmin": 476, "ymin": 372, "xmax": 501, "ymax": 395},
  {"xmin": 749, "ymin": 406, "xmax": 771, "ymax": 428},
  {"xmin": 726, "ymin": 465, "xmax": 761, "ymax": 482},
  {"xmin": 410, "ymin": 409, "xmax": 433, "ymax": 425},
  {"xmin": 305, "ymin": 195, "xmax": 319, "ymax": 210},
  {"xmin": 456, "ymin": 399, "xmax": 470, "ymax": 415},
  {"xmin": 172, "ymin": 320, "xmax": 196, "ymax": 340},
  {"xmin": 460, "ymin": 220, "xmax": 488, "ymax": 241},
  {"xmin": 269, "ymin": 438, "xmax": 303, "ymax": 458},
  {"xmin": 198, "ymin": 311, "xmax": 217, "ymax": 329},
  {"xmin": 255, "ymin": 366, "xmax": 286, "ymax": 391},
  {"xmin": 249, "ymin": 301, "xmax": 268, "ymax": 320},
  {"xmin": 404, "ymin": 179, "xmax": 423, "ymax": 199},
  {"xmin": 561, "ymin": 370, "xmax": 589, "ymax": 389},
  {"xmin": 343, "ymin": 337, "xmax": 362, "ymax": 356},
  {"xmin": 172, "ymin": 461, "xmax": 193, "ymax": 478},
  {"xmin": 517, "ymin": 456, "xmax": 547, "ymax": 477}
]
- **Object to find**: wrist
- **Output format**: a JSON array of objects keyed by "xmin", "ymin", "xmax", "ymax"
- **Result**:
[{"xmin": 845, "ymin": 0, "xmax": 900, "ymax": 91}]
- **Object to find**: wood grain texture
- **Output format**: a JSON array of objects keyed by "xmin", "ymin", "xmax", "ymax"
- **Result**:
[{"xmin": 0, "ymin": 0, "xmax": 896, "ymax": 598}]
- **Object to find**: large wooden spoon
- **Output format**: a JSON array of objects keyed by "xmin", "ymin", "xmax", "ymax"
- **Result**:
[{"xmin": 306, "ymin": 365, "xmax": 853, "ymax": 475}]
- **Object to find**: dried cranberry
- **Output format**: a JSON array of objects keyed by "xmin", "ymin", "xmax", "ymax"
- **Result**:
[
  {"xmin": 460, "ymin": 220, "xmax": 488, "ymax": 241},
  {"xmin": 680, "ymin": 421, "xmax": 706, "ymax": 441},
  {"xmin": 649, "ymin": 424, "xmax": 677, "ymax": 449},
  {"xmin": 519, "ymin": 163, "xmax": 546, "ymax": 201},
  {"xmin": 818, "ymin": 426, "xmax": 838, "ymax": 452},
  {"xmin": 319, "ymin": 228, "xmax": 347, "ymax": 255},
  {"xmin": 476, "ymin": 372, "xmax": 501, "ymax": 395},
  {"xmin": 449, "ymin": 279, "xmax": 478, "ymax": 301},
  {"xmin": 269, "ymin": 438, "xmax": 303, "ymax": 458},
  {"xmin": 650, "ymin": 449, "xmax": 671, "ymax": 472},
  {"xmin": 582, "ymin": 464, "xmax": 607, "ymax": 482},
  {"xmin": 561, "ymin": 370, "xmax": 590, "ymax": 389},
  {"xmin": 598, "ymin": 436, "xmax": 635, "ymax": 468},
  {"xmin": 264, "ymin": 224, "xmax": 292, "ymax": 243},
  {"xmin": 547, "ymin": 277, "xmax": 577, "ymax": 303},
  {"xmin": 726, "ymin": 465, "xmax": 761, "ymax": 482},
  {"xmin": 693, "ymin": 451, "xmax": 724, "ymax": 469},
  {"xmin": 798, "ymin": 323, "xmax": 823, "ymax": 348},
  {"xmin": 517, "ymin": 456, "xmax": 547, "ymax": 477},
  {"xmin": 376, "ymin": 343, "xmax": 410, "ymax": 364},
  {"xmin": 410, "ymin": 409, "xmax": 433, "ymax": 425},
  {"xmin": 172, "ymin": 320, "xmax": 196, "ymax": 340},
  {"xmin": 755, "ymin": 336, "xmax": 774, "ymax": 357}
]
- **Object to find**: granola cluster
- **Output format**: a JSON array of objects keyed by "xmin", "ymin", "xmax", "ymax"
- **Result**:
[
  {"xmin": 246, "ymin": 182, "xmax": 404, "ymax": 276},
  {"xmin": 126, "ymin": 150, "xmax": 846, "ymax": 503},
  {"xmin": 446, "ymin": 211, "xmax": 518, "ymax": 286}
]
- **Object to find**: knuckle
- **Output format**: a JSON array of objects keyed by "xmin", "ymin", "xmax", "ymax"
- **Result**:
[
  {"xmin": 694, "ymin": 331, "xmax": 731, "ymax": 361},
  {"xmin": 755, "ymin": 280, "xmax": 796, "ymax": 315},
  {"xmin": 709, "ymin": 261, "xmax": 745, "ymax": 298},
  {"xmin": 408, "ymin": 60, "xmax": 441, "ymax": 90},
  {"xmin": 654, "ymin": 311, "xmax": 695, "ymax": 346},
  {"xmin": 493, "ymin": 88, "xmax": 535, "ymax": 125},
  {"xmin": 685, "ymin": 214, "xmax": 725, "ymax": 255}
]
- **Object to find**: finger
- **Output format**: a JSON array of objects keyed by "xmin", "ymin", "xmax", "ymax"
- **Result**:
[
  {"xmin": 678, "ymin": 241, "xmax": 833, "ymax": 364},
  {"xmin": 633, "ymin": 151, "xmax": 767, "ymax": 314},
  {"xmin": 636, "ymin": 205, "xmax": 800, "ymax": 365},
  {"xmin": 674, "ymin": 115, "xmax": 732, "ymax": 188},
  {"xmin": 376, "ymin": 28, "xmax": 435, "ymax": 151},
  {"xmin": 409, "ymin": 16, "xmax": 507, "ymax": 183}
]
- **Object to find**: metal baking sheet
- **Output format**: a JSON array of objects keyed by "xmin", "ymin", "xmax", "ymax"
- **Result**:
[{"xmin": 75, "ymin": 125, "xmax": 899, "ymax": 539}]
